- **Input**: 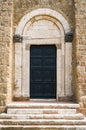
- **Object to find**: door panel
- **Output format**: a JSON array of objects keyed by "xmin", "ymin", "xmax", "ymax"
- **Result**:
[{"xmin": 30, "ymin": 45, "xmax": 56, "ymax": 99}]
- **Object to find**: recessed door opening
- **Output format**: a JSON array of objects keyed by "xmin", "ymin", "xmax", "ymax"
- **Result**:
[{"xmin": 30, "ymin": 45, "xmax": 56, "ymax": 99}]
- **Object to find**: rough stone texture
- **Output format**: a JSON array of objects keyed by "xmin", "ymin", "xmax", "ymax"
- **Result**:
[
  {"xmin": 0, "ymin": 0, "xmax": 86, "ymax": 119},
  {"xmin": 0, "ymin": 0, "xmax": 13, "ymax": 110},
  {"xmin": 13, "ymin": 0, "xmax": 74, "ymax": 32},
  {"xmin": 0, "ymin": 127, "xmax": 86, "ymax": 130},
  {"xmin": 74, "ymin": 0, "xmax": 86, "ymax": 114},
  {"xmin": 0, "ymin": 106, "xmax": 6, "ymax": 114}
]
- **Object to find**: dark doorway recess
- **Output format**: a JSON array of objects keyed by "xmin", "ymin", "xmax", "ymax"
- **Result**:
[{"xmin": 30, "ymin": 45, "xmax": 56, "ymax": 99}]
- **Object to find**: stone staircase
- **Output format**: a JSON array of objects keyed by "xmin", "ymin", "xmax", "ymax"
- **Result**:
[{"xmin": 0, "ymin": 102, "xmax": 86, "ymax": 130}]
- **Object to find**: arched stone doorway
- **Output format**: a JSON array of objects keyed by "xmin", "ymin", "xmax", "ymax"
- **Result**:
[{"xmin": 14, "ymin": 8, "xmax": 73, "ymax": 101}]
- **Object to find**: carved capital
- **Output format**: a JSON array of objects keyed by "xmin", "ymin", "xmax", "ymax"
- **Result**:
[
  {"xmin": 25, "ymin": 43, "xmax": 30, "ymax": 50},
  {"xmin": 13, "ymin": 34, "xmax": 23, "ymax": 43},
  {"xmin": 56, "ymin": 44, "xmax": 61, "ymax": 49},
  {"xmin": 65, "ymin": 31, "xmax": 74, "ymax": 42}
]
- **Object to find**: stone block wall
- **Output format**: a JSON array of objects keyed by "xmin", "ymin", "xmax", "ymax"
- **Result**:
[
  {"xmin": 0, "ymin": 0, "xmax": 86, "ymax": 115},
  {"xmin": 0, "ymin": 0, "xmax": 13, "ymax": 113},
  {"xmin": 74, "ymin": 0, "xmax": 86, "ymax": 114},
  {"xmin": 13, "ymin": 0, "xmax": 74, "ymax": 31}
]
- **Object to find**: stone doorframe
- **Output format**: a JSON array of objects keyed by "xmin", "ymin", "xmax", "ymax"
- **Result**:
[{"xmin": 14, "ymin": 8, "xmax": 73, "ymax": 101}]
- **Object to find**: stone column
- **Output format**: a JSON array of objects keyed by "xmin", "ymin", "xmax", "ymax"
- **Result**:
[
  {"xmin": 13, "ymin": 35, "xmax": 23, "ymax": 101},
  {"xmin": 22, "ymin": 41, "xmax": 30, "ymax": 100},
  {"xmin": 65, "ymin": 31, "xmax": 73, "ymax": 101},
  {"xmin": 56, "ymin": 37, "xmax": 66, "ymax": 101},
  {"xmin": 65, "ymin": 42, "xmax": 72, "ymax": 98},
  {"xmin": 14, "ymin": 36, "xmax": 30, "ymax": 101}
]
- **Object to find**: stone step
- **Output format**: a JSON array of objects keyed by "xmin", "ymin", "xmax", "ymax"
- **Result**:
[
  {"xmin": 0, "ymin": 119, "xmax": 86, "ymax": 125},
  {"xmin": 0, "ymin": 113, "xmax": 84, "ymax": 120},
  {"xmin": 7, "ymin": 108, "xmax": 77, "ymax": 114},
  {"xmin": 7, "ymin": 102, "xmax": 80, "ymax": 109},
  {"xmin": 0, "ymin": 102, "xmax": 86, "ymax": 128},
  {"xmin": 0, "ymin": 125, "xmax": 86, "ymax": 130}
]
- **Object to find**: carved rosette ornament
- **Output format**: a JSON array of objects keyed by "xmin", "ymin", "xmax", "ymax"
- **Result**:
[
  {"xmin": 65, "ymin": 31, "xmax": 74, "ymax": 42},
  {"xmin": 13, "ymin": 34, "xmax": 23, "ymax": 43}
]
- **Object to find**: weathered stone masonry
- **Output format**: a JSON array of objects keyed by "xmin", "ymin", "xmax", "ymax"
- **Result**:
[
  {"xmin": 0, "ymin": 0, "xmax": 13, "ymax": 113},
  {"xmin": 0, "ymin": 0, "xmax": 86, "ymax": 115},
  {"xmin": 13, "ymin": 0, "xmax": 74, "ymax": 31},
  {"xmin": 74, "ymin": 0, "xmax": 86, "ymax": 114}
]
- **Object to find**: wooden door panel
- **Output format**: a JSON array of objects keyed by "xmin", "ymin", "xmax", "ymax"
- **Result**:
[{"xmin": 30, "ymin": 45, "xmax": 56, "ymax": 99}]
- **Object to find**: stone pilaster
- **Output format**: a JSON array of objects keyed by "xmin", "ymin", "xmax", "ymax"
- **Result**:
[
  {"xmin": 74, "ymin": 0, "xmax": 86, "ymax": 114},
  {"xmin": 0, "ymin": 0, "xmax": 13, "ymax": 112}
]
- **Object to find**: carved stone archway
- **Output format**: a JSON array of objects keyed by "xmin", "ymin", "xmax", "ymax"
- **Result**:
[{"xmin": 14, "ymin": 8, "xmax": 73, "ymax": 101}]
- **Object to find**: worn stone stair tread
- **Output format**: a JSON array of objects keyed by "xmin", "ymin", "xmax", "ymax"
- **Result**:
[
  {"xmin": 7, "ymin": 108, "xmax": 77, "ymax": 114},
  {"xmin": 0, "ymin": 119, "xmax": 86, "ymax": 125},
  {"xmin": 0, "ymin": 125, "xmax": 86, "ymax": 129},
  {"xmin": 1, "ymin": 102, "xmax": 86, "ymax": 127},
  {"xmin": 7, "ymin": 102, "xmax": 80, "ymax": 109},
  {"xmin": 0, "ymin": 113, "xmax": 84, "ymax": 120}
]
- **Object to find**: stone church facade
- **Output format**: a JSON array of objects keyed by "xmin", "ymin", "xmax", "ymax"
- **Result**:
[{"xmin": 0, "ymin": 0, "xmax": 86, "ymax": 129}]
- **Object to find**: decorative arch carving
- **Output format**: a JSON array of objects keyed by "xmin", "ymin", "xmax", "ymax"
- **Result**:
[{"xmin": 15, "ymin": 8, "xmax": 70, "ymax": 35}]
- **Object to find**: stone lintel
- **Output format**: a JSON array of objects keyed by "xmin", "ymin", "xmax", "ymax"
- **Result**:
[{"xmin": 13, "ymin": 34, "xmax": 23, "ymax": 43}]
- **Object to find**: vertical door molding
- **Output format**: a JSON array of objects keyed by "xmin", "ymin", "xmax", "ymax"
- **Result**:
[
  {"xmin": 65, "ymin": 42, "xmax": 72, "ymax": 98},
  {"xmin": 14, "ymin": 42, "xmax": 22, "ymax": 99},
  {"xmin": 56, "ymin": 44, "xmax": 62, "ymax": 100},
  {"xmin": 22, "ymin": 39, "xmax": 30, "ymax": 100}
]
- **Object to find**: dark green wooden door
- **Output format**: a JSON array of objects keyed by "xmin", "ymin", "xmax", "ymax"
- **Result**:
[{"xmin": 30, "ymin": 45, "xmax": 56, "ymax": 99}]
